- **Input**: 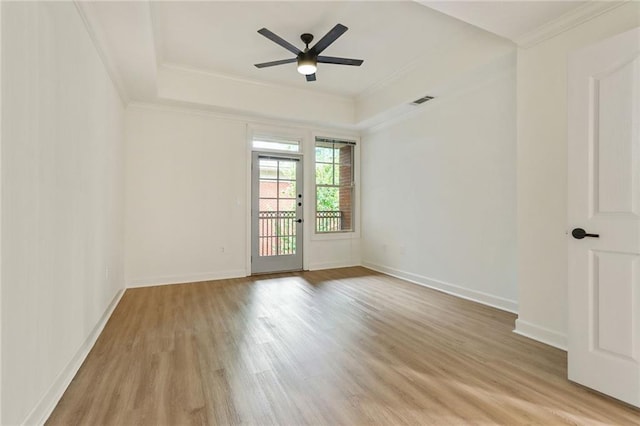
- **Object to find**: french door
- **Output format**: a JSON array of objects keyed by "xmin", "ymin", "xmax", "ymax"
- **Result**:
[{"xmin": 251, "ymin": 153, "xmax": 303, "ymax": 274}]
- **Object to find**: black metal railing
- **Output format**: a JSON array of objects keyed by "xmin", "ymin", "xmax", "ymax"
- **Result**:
[
  {"xmin": 258, "ymin": 211, "xmax": 296, "ymax": 256},
  {"xmin": 316, "ymin": 211, "xmax": 343, "ymax": 233},
  {"xmin": 258, "ymin": 210, "xmax": 344, "ymax": 256}
]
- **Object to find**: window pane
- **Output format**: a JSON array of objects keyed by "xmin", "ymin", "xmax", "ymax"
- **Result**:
[
  {"xmin": 278, "ymin": 160, "xmax": 296, "ymax": 180},
  {"xmin": 259, "ymin": 198, "xmax": 277, "ymax": 211},
  {"xmin": 315, "ymin": 146, "xmax": 334, "ymax": 163},
  {"xmin": 316, "ymin": 187, "xmax": 339, "ymax": 212},
  {"xmin": 278, "ymin": 199, "xmax": 296, "ymax": 212},
  {"xmin": 278, "ymin": 236, "xmax": 296, "ymax": 255},
  {"xmin": 259, "ymin": 160, "xmax": 278, "ymax": 179},
  {"xmin": 315, "ymin": 164, "xmax": 334, "ymax": 185},
  {"xmin": 315, "ymin": 187, "xmax": 353, "ymax": 232},
  {"xmin": 259, "ymin": 180, "xmax": 278, "ymax": 198},
  {"xmin": 316, "ymin": 210, "xmax": 343, "ymax": 233},
  {"xmin": 253, "ymin": 138, "xmax": 299, "ymax": 152},
  {"xmin": 278, "ymin": 181, "xmax": 296, "ymax": 198}
]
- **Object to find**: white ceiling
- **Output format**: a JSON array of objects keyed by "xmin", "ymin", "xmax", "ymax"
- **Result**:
[
  {"xmin": 419, "ymin": 1, "xmax": 587, "ymax": 42},
  {"xmin": 152, "ymin": 1, "xmax": 502, "ymax": 97},
  {"xmin": 79, "ymin": 0, "xmax": 601, "ymax": 124}
]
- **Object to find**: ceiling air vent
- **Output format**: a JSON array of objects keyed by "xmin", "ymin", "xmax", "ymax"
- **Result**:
[{"xmin": 411, "ymin": 95, "xmax": 434, "ymax": 105}]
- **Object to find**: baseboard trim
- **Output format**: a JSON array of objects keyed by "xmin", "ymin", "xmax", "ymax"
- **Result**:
[
  {"xmin": 126, "ymin": 269, "xmax": 247, "ymax": 288},
  {"xmin": 514, "ymin": 319, "xmax": 567, "ymax": 351},
  {"xmin": 308, "ymin": 261, "xmax": 360, "ymax": 271},
  {"xmin": 362, "ymin": 262, "xmax": 518, "ymax": 314},
  {"xmin": 23, "ymin": 287, "xmax": 125, "ymax": 426}
]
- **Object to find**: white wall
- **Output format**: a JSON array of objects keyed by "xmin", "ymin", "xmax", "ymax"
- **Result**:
[
  {"xmin": 361, "ymin": 53, "xmax": 517, "ymax": 312},
  {"xmin": 0, "ymin": 2, "xmax": 3, "ymax": 422},
  {"xmin": 125, "ymin": 104, "xmax": 360, "ymax": 287},
  {"xmin": 516, "ymin": 3, "xmax": 640, "ymax": 349},
  {"xmin": 125, "ymin": 105, "xmax": 248, "ymax": 285},
  {"xmin": 1, "ymin": 2, "xmax": 125, "ymax": 424}
]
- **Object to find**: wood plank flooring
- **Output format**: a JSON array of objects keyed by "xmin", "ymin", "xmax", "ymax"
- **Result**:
[{"xmin": 47, "ymin": 267, "xmax": 640, "ymax": 425}]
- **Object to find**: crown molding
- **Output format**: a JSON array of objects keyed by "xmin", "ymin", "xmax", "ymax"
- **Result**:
[
  {"xmin": 355, "ymin": 56, "xmax": 423, "ymax": 101},
  {"xmin": 73, "ymin": 1, "xmax": 129, "ymax": 104},
  {"xmin": 515, "ymin": 0, "xmax": 629, "ymax": 49}
]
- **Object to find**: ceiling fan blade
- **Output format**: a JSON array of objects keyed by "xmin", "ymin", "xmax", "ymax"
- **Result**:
[
  {"xmin": 306, "ymin": 73, "xmax": 316, "ymax": 82},
  {"xmin": 317, "ymin": 56, "xmax": 363, "ymax": 66},
  {"xmin": 254, "ymin": 58, "xmax": 297, "ymax": 68},
  {"xmin": 310, "ymin": 24, "xmax": 348, "ymax": 55},
  {"xmin": 257, "ymin": 28, "xmax": 302, "ymax": 55}
]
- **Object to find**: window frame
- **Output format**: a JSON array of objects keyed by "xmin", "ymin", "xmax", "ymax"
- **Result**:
[{"xmin": 312, "ymin": 135, "xmax": 359, "ymax": 237}]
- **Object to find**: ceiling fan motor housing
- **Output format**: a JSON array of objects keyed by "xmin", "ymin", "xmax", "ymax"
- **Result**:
[{"xmin": 300, "ymin": 33, "xmax": 314, "ymax": 46}]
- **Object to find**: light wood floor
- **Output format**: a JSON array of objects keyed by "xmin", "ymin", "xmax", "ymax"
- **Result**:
[{"xmin": 47, "ymin": 267, "xmax": 640, "ymax": 425}]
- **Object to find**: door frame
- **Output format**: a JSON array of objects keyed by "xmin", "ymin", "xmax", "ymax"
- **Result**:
[
  {"xmin": 250, "ymin": 151, "xmax": 304, "ymax": 274},
  {"xmin": 245, "ymin": 125, "xmax": 308, "ymax": 275}
]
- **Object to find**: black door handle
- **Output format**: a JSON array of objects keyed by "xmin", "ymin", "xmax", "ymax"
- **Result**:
[
  {"xmin": 572, "ymin": 228, "xmax": 599, "ymax": 239},
  {"xmin": 296, "ymin": 219, "xmax": 302, "ymax": 223}
]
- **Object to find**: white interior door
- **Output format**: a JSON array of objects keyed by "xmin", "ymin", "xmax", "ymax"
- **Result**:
[
  {"xmin": 568, "ymin": 27, "xmax": 640, "ymax": 407},
  {"xmin": 251, "ymin": 153, "xmax": 303, "ymax": 274}
]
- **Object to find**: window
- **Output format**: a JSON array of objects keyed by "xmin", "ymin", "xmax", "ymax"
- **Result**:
[
  {"xmin": 315, "ymin": 137, "xmax": 355, "ymax": 233},
  {"xmin": 252, "ymin": 136, "xmax": 300, "ymax": 152}
]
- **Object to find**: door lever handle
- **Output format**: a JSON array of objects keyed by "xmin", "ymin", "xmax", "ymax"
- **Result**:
[
  {"xmin": 572, "ymin": 228, "xmax": 599, "ymax": 239},
  {"xmin": 296, "ymin": 219, "xmax": 302, "ymax": 223}
]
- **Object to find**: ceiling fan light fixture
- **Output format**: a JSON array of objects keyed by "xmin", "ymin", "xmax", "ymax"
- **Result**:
[{"xmin": 297, "ymin": 58, "xmax": 317, "ymax": 75}]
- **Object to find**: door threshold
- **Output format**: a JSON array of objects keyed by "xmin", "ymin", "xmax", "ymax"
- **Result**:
[{"xmin": 251, "ymin": 268, "xmax": 304, "ymax": 276}]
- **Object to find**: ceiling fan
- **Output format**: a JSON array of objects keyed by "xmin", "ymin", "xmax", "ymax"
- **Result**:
[{"xmin": 254, "ymin": 23, "xmax": 364, "ymax": 82}]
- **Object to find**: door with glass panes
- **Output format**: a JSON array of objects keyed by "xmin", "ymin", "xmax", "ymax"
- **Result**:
[{"xmin": 251, "ymin": 153, "xmax": 303, "ymax": 274}]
